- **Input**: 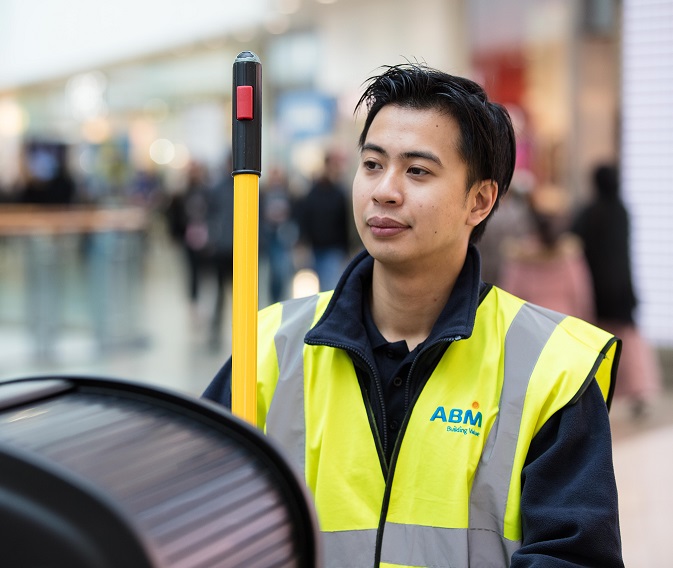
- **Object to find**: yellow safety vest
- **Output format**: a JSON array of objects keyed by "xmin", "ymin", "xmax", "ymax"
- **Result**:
[{"xmin": 255, "ymin": 286, "xmax": 619, "ymax": 568}]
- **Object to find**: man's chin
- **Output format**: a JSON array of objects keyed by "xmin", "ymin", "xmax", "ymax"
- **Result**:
[{"xmin": 369, "ymin": 248, "xmax": 412, "ymax": 267}]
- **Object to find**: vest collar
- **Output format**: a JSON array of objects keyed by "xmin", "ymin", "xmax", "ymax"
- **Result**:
[{"xmin": 305, "ymin": 245, "xmax": 484, "ymax": 352}]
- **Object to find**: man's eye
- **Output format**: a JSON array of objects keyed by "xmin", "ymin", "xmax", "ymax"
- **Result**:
[
  {"xmin": 409, "ymin": 166, "xmax": 428, "ymax": 176},
  {"xmin": 363, "ymin": 160, "xmax": 381, "ymax": 170}
]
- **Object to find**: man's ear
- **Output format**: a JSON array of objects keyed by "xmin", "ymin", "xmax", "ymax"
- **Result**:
[{"xmin": 467, "ymin": 180, "xmax": 498, "ymax": 227}]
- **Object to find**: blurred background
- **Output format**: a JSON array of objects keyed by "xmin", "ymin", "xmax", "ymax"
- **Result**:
[{"xmin": 0, "ymin": 0, "xmax": 671, "ymax": 564}]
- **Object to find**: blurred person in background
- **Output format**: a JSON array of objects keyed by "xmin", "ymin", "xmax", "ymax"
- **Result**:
[
  {"xmin": 477, "ymin": 173, "xmax": 533, "ymax": 285},
  {"xmin": 167, "ymin": 158, "xmax": 235, "ymax": 349},
  {"xmin": 205, "ymin": 158, "xmax": 235, "ymax": 350},
  {"xmin": 500, "ymin": 183, "xmax": 595, "ymax": 322},
  {"xmin": 204, "ymin": 62, "xmax": 624, "ymax": 567},
  {"xmin": 166, "ymin": 160, "xmax": 213, "ymax": 326},
  {"xmin": 129, "ymin": 167, "xmax": 163, "ymax": 210},
  {"xmin": 297, "ymin": 149, "xmax": 351, "ymax": 291},
  {"xmin": 259, "ymin": 164, "xmax": 298, "ymax": 304},
  {"xmin": 20, "ymin": 144, "xmax": 77, "ymax": 206},
  {"xmin": 573, "ymin": 164, "xmax": 662, "ymax": 418}
]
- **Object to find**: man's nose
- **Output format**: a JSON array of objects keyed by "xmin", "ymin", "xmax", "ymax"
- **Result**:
[{"xmin": 371, "ymin": 171, "xmax": 402, "ymax": 205}]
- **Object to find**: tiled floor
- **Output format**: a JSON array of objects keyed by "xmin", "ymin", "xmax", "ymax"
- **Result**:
[
  {"xmin": 610, "ymin": 393, "xmax": 673, "ymax": 566},
  {"xmin": 0, "ymin": 230, "xmax": 671, "ymax": 567}
]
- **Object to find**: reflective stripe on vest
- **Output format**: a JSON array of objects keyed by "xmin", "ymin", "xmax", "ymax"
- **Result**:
[
  {"xmin": 467, "ymin": 303, "xmax": 564, "ymax": 549},
  {"xmin": 266, "ymin": 295, "xmax": 319, "ymax": 472},
  {"xmin": 265, "ymin": 295, "xmax": 605, "ymax": 568}
]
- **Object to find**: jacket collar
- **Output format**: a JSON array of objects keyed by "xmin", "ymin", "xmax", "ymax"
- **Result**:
[{"xmin": 305, "ymin": 245, "xmax": 484, "ymax": 353}]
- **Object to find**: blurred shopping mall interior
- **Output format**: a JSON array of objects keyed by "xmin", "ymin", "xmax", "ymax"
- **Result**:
[{"xmin": 0, "ymin": 0, "xmax": 672, "ymax": 565}]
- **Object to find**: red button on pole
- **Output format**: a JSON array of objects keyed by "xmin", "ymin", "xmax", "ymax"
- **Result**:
[{"xmin": 236, "ymin": 85, "xmax": 254, "ymax": 120}]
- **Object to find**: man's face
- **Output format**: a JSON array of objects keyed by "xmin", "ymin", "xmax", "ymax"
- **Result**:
[{"xmin": 353, "ymin": 104, "xmax": 482, "ymax": 272}]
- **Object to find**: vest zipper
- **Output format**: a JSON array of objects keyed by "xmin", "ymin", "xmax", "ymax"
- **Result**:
[
  {"xmin": 373, "ymin": 336, "xmax": 462, "ymax": 567},
  {"xmin": 404, "ymin": 336, "xmax": 463, "ymax": 409}
]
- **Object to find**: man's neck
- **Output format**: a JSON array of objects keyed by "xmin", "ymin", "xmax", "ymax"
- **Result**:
[{"xmin": 369, "ymin": 256, "xmax": 464, "ymax": 352}]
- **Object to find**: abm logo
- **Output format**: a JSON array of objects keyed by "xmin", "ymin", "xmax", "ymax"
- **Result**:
[{"xmin": 430, "ymin": 403, "xmax": 482, "ymax": 436}]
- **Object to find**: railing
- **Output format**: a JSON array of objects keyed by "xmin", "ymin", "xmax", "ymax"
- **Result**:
[{"xmin": 0, "ymin": 204, "xmax": 150, "ymax": 359}]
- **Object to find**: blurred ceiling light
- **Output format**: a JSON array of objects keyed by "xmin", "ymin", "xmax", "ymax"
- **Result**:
[
  {"xmin": 66, "ymin": 70, "xmax": 108, "ymax": 121},
  {"xmin": 276, "ymin": 0, "xmax": 301, "ymax": 14},
  {"xmin": 143, "ymin": 98, "xmax": 170, "ymax": 122},
  {"xmin": 169, "ymin": 143, "xmax": 191, "ymax": 170},
  {"xmin": 315, "ymin": 0, "xmax": 338, "ymax": 4},
  {"xmin": 292, "ymin": 269, "xmax": 320, "ymax": 299},
  {"xmin": 129, "ymin": 119, "xmax": 156, "ymax": 148},
  {"xmin": 81, "ymin": 116, "xmax": 112, "ymax": 144},
  {"xmin": 292, "ymin": 141, "xmax": 325, "ymax": 180},
  {"xmin": 0, "ymin": 98, "xmax": 28, "ymax": 137},
  {"xmin": 265, "ymin": 14, "xmax": 290, "ymax": 35},
  {"xmin": 129, "ymin": 119, "xmax": 156, "ymax": 169},
  {"xmin": 149, "ymin": 138, "xmax": 176, "ymax": 165}
]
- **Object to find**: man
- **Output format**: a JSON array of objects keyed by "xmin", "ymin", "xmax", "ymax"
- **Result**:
[
  {"xmin": 204, "ymin": 63, "xmax": 624, "ymax": 567},
  {"xmin": 297, "ymin": 149, "xmax": 351, "ymax": 291},
  {"xmin": 572, "ymin": 164, "xmax": 661, "ymax": 417}
]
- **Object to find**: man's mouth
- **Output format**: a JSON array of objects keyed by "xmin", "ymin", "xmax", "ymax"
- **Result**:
[{"xmin": 367, "ymin": 216, "xmax": 408, "ymax": 237}]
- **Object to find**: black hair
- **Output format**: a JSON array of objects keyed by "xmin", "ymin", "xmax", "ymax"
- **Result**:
[
  {"xmin": 354, "ymin": 62, "xmax": 516, "ymax": 243},
  {"xmin": 593, "ymin": 164, "xmax": 619, "ymax": 199}
]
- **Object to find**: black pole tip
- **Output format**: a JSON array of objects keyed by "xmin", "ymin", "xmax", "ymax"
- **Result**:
[{"xmin": 235, "ymin": 51, "xmax": 260, "ymax": 64}]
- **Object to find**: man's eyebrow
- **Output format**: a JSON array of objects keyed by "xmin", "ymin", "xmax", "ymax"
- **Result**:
[
  {"xmin": 361, "ymin": 143, "xmax": 442, "ymax": 167},
  {"xmin": 361, "ymin": 143, "xmax": 387, "ymax": 156},
  {"xmin": 401, "ymin": 150, "xmax": 443, "ymax": 166}
]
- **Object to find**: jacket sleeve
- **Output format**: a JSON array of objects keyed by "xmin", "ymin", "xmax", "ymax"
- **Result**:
[
  {"xmin": 202, "ymin": 358, "xmax": 233, "ymax": 408},
  {"xmin": 511, "ymin": 379, "xmax": 625, "ymax": 567}
]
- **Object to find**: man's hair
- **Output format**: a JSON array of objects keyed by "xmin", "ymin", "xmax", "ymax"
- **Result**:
[
  {"xmin": 355, "ymin": 62, "xmax": 516, "ymax": 243},
  {"xmin": 593, "ymin": 163, "xmax": 619, "ymax": 199}
]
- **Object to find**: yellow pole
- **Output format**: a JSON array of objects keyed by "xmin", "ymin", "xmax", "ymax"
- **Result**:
[
  {"xmin": 232, "ymin": 172, "xmax": 258, "ymax": 424},
  {"xmin": 231, "ymin": 51, "xmax": 262, "ymax": 426}
]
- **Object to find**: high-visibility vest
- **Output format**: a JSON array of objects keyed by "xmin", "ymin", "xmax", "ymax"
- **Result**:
[{"xmin": 255, "ymin": 286, "xmax": 619, "ymax": 568}]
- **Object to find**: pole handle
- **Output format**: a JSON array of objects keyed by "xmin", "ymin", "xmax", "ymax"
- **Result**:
[
  {"xmin": 231, "ymin": 51, "xmax": 262, "ymax": 426},
  {"xmin": 232, "ymin": 51, "xmax": 262, "ymax": 176}
]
